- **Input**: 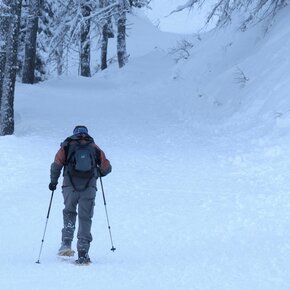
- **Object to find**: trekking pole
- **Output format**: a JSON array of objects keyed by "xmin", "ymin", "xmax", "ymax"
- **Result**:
[
  {"xmin": 36, "ymin": 190, "xmax": 55, "ymax": 264},
  {"xmin": 99, "ymin": 173, "xmax": 116, "ymax": 252}
]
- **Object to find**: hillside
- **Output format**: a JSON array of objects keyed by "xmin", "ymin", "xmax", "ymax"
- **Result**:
[{"xmin": 0, "ymin": 8, "xmax": 290, "ymax": 290}]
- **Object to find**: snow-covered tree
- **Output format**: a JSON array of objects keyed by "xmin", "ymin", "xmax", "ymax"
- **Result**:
[
  {"xmin": 0, "ymin": 0, "xmax": 22, "ymax": 135},
  {"xmin": 45, "ymin": 0, "xmax": 115, "ymax": 75},
  {"xmin": 129, "ymin": 0, "xmax": 150, "ymax": 8},
  {"xmin": 176, "ymin": 0, "xmax": 288, "ymax": 28},
  {"xmin": 0, "ymin": 0, "xmax": 10, "ymax": 104},
  {"xmin": 80, "ymin": 0, "xmax": 92, "ymax": 77},
  {"xmin": 22, "ymin": 0, "xmax": 41, "ymax": 83},
  {"xmin": 100, "ymin": 0, "xmax": 114, "ymax": 70},
  {"xmin": 116, "ymin": 0, "xmax": 128, "ymax": 68}
]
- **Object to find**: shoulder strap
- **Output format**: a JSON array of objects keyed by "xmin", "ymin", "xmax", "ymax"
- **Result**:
[
  {"xmin": 95, "ymin": 147, "xmax": 102, "ymax": 165},
  {"xmin": 61, "ymin": 137, "xmax": 72, "ymax": 165}
]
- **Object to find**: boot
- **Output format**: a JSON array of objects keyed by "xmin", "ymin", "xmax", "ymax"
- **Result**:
[
  {"xmin": 58, "ymin": 240, "xmax": 75, "ymax": 257},
  {"xmin": 75, "ymin": 250, "xmax": 91, "ymax": 265}
]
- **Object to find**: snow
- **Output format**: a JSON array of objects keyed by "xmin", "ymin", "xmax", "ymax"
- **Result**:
[{"xmin": 1, "ymin": 7, "xmax": 290, "ymax": 290}]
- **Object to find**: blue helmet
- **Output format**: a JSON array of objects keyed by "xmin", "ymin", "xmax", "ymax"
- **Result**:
[{"xmin": 73, "ymin": 125, "xmax": 88, "ymax": 135}]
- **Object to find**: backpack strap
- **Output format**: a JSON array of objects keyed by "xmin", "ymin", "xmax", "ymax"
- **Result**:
[
  {"xmin": 68, "ymin": 171, "xmax": 93, "ymax": 192},
  {"xmin": 94, "ymin": 147, "xmax": 102, "ymax": 165},
  {"xmin": 60, "ymin": 137, "xmax": 72, "ymax": 166}
]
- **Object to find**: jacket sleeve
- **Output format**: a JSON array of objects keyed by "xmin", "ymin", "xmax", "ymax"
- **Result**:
[
  {"xmin": 50, "ymin": 147, "xmax": 65, "ymax": 184},
  {"xmin": 95, "ymin": 145, "xmax": 112, "ymax": 177}
]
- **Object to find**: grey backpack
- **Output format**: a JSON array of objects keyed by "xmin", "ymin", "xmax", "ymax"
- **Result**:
[
  {"xmin": 72, "ymin": 143, "xmax": 95, "ymax": 176},
  {"xmin": 65, "ymin": 138, "xmax": 97, "ymax": 190}
]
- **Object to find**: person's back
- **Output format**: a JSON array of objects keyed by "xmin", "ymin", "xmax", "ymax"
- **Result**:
[{"xmin": 61, "ymin": 134, "xmax": 104, "ymax": 191}]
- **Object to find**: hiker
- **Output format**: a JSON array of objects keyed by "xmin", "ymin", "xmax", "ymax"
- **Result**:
[{"xmin": 49, "ymin": 125, "xmax": 112, "ymax": 264}]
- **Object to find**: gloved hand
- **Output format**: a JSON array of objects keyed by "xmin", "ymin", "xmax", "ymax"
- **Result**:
[
  {"xmin": 97, "ymin": 167, "xmax": 105, "ymax": 177},
  {"xmin": 49, "ymin": 182, "xmax": 57, "ymax": 191}
]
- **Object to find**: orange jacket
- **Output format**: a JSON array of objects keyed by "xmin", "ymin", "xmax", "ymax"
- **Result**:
[
  {"xmin": 50, "ymin": 136, "xmax": 112, "ymax": 188},
  {"xmin": 54, "ymin": 140, "xmax": 111, "ymax": 176}
]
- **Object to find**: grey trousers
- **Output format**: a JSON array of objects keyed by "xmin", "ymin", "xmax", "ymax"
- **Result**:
[{"xmin": 61, "ymin": 186, "xmax": 96, "ymax": 253}]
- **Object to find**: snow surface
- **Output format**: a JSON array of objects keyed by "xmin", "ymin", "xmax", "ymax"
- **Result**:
[{"xmin": 1, "ymin": 8, "xmax": 290, "ymax": 290}]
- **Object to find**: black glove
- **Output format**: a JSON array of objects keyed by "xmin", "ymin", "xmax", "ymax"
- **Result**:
[
  {"xmin": 97, "ymin": 167, "xmax": 105, "ymax": 177},
  {"xmin": 49, "ymin": 182, "xmax": 57, "ymax": 191}
]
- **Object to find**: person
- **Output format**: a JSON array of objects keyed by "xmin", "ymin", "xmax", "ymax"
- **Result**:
[{"xmin": 49, "ymin": 125, "xmax": 112, "ymax": 264}]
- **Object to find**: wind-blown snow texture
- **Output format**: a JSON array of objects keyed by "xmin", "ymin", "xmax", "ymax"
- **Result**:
[{"xmin": 1, "ymin": 9, "xmax": 290, "ymax": 290}]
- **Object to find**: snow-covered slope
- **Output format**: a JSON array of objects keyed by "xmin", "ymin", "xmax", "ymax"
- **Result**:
[{"xmin": 1, "ymin": 9, "xmax": 290, "ymax": 290}]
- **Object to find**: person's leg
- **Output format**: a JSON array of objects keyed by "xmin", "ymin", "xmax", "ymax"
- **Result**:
[
  {"xmin": 59, "ymin": 188, "xmax": 79, "ymax": 254},
  {"xmin": 76, "ymin": 187, "xmax": 96, "ymax": 260}
]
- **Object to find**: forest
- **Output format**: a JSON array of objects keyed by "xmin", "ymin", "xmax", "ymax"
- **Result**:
[{"xmin": 0, "ymin": 0, "xmax": 287, "ymax": 135}]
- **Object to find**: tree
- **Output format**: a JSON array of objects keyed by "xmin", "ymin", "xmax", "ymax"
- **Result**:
[
  {"xmin": 28, "ymin": 0, "xmax": 151, "ymax": 77},
  {"xmin": 129, "ymin": 0, "xmax": 150, "ymax": 8},
  {"xmin": 80, "ymin": 0, "xmax": 91, "ymax": 77},
  {"xmin": 115, "ymin": 0, "xmax": 150, "ymax": 68},
  {"xmin": 22, "ymin": 0, "xmax": 41, "ymax": 83},
  {"xmin": 116, "ymin": 0, "xmax": 128, "ymax": 68},
  {"xmin": 0, "ymin": 0, "xmax": 11, "ymax": 106},
  {"xmin": 100, "ymin": 0, "xmax": 114, "ymax": 70},
  {"xmin": 176, "ymin": 0, "xmax": 287, "ymax": 28},
  {"xmin": 0, "ymin": 0, "xmax": 22, "ymax": 135},
  {"xmin": 46, "ymin": 0, "xmax": 97, "ymax": 77},
  {"xmin": 45, "ymin": 0, "xmax": 71, "ymax": 76}
]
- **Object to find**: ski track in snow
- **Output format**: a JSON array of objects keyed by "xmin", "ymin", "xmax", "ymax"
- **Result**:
[{"xmin": 1, "ymin": 12, "xmax": 290, "ymax": 290}]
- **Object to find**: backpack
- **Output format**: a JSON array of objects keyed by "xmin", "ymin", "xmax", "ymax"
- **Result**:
[
  {"xmin": 70, "ymin": 143, "xmax": 95, "ymax": 177},
  {"xmin": 64, "ymin": 137, "xmax": 97, "ymax": 191}
]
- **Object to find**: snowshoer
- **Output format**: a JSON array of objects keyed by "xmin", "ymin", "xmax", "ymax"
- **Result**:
[{"xmin": 49, "ymin": 125, "xmax": 112, "ymax": 264}]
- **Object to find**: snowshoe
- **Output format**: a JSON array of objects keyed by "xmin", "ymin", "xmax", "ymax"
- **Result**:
[
  {"xmin": 58, "ymin": 241, "xmax": 75, "ymax": 257},
  {"xmin": 75, "ymin": 251, "xmax": 91, "ymax": 265},
  {"xmin": 58, "ymin": 249, "xmax": 75, "ymax": 257}
]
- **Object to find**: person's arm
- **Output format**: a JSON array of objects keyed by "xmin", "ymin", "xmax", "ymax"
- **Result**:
[
  {"xmin": 95, "ymin": 145, "xmax": 112, "ymax": 176},
  {"xmin": 50, "ymin": 147, "xmax": 65, "ymax": 188}
]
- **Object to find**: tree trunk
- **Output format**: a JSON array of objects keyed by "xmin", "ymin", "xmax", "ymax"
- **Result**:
[
  {"xmin": 22, "ymin": 0, "xmax": 40, "ymax": 84},
  {"xmin": 0, "ymin": 0, "xmax": 11, "ymax": 105},
  {"xmin": 56, "ymin": 45, "xmax": 64, "ymax": 76},
  {"xmin": 80, "ymin": 1, "xmax": 91, "ymax": 77},
  {"xmin": 100, "ymin": 0, "xmax": 114, "ymax": 71},
  {"xmin": 101, "ymin": 23, "xmax": 109, "ymax": 70},
  {"xmin": 117, "ymin": 1, "xmax": 127, "ymax": 68},
  {"xmin": 0, "ymin": 0, "xmax": 22, "ymax": 135},
  {"xmin": 101, "ymin": 20, "xmax": 114, "ymax": 70}
]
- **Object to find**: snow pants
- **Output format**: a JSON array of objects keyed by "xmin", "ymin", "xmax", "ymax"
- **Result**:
[{"xmin": 61, "ymin": 186, "xmax": 96, "ymax": 253}]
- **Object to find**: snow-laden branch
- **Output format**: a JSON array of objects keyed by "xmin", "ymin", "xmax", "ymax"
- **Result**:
[
  {"xmin": 175, "ymin": 0, "xmax": 288, "ymax": 28},
  {"xmin": 168, "ymin": 0, "xmax": 199, "ymax": 16},
  {"xmin": 47, "ymin": 1, "xmax": 121, "ymax": 64}
]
